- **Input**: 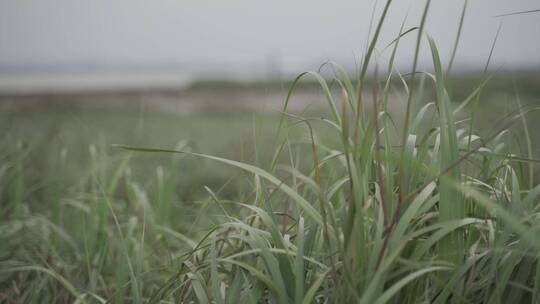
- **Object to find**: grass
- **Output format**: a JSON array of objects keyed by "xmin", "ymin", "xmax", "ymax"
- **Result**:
[{"xmin": 2, "ymin": 0, "xmax": 540, "ymax": 303}]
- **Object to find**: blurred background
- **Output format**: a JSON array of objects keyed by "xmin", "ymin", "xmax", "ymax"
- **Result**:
[
  {"xmin": 1, "ymin": 0, "xmax": 539, "ymax": 91},
  {"xmin": 0, "ymin": 0, "xmax": 539, "ymax": 195}
]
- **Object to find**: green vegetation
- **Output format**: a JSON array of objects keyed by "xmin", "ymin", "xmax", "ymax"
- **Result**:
[{"xmin": 2, "ymin": 1, "xmax": 540, "ymax": 303}]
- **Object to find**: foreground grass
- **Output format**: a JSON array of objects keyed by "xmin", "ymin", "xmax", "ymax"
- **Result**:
[{"xmin": 2, "ymin": 1, "xmax": 540, "ymax": 303}]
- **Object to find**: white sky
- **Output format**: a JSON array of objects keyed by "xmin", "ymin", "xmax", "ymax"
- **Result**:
[{"xmin": 0, "ymin": 0, "xmax": 539, "ymax": 77}]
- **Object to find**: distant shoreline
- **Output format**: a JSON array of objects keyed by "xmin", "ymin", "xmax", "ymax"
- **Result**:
[{"xmin": 1, "ymin": 68, "xmax": 539, "ymax": 96}]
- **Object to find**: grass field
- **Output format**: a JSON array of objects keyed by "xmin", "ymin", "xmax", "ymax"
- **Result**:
[{"xmin": 2, "ymin": 2, "xmax": 540, "ymax": 303}]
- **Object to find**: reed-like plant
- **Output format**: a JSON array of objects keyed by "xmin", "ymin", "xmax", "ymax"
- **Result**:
[{"xmin": 118, "ymin": 1, "xmax": 540, "ymax": 303}]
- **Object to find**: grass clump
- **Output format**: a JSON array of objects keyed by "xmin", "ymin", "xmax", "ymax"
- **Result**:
[
  {"xmin": 2, "ymin": 0, "xmax": 540, "ymax": 303},
  {"xmin": 121, "ymin": 2, "xmax": 540, "ymax": 303}
]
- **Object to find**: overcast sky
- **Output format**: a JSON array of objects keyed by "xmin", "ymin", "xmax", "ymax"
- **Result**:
[{"xmin": 0, "ymin": 0, "xmax": 539, "ymax": 77}]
